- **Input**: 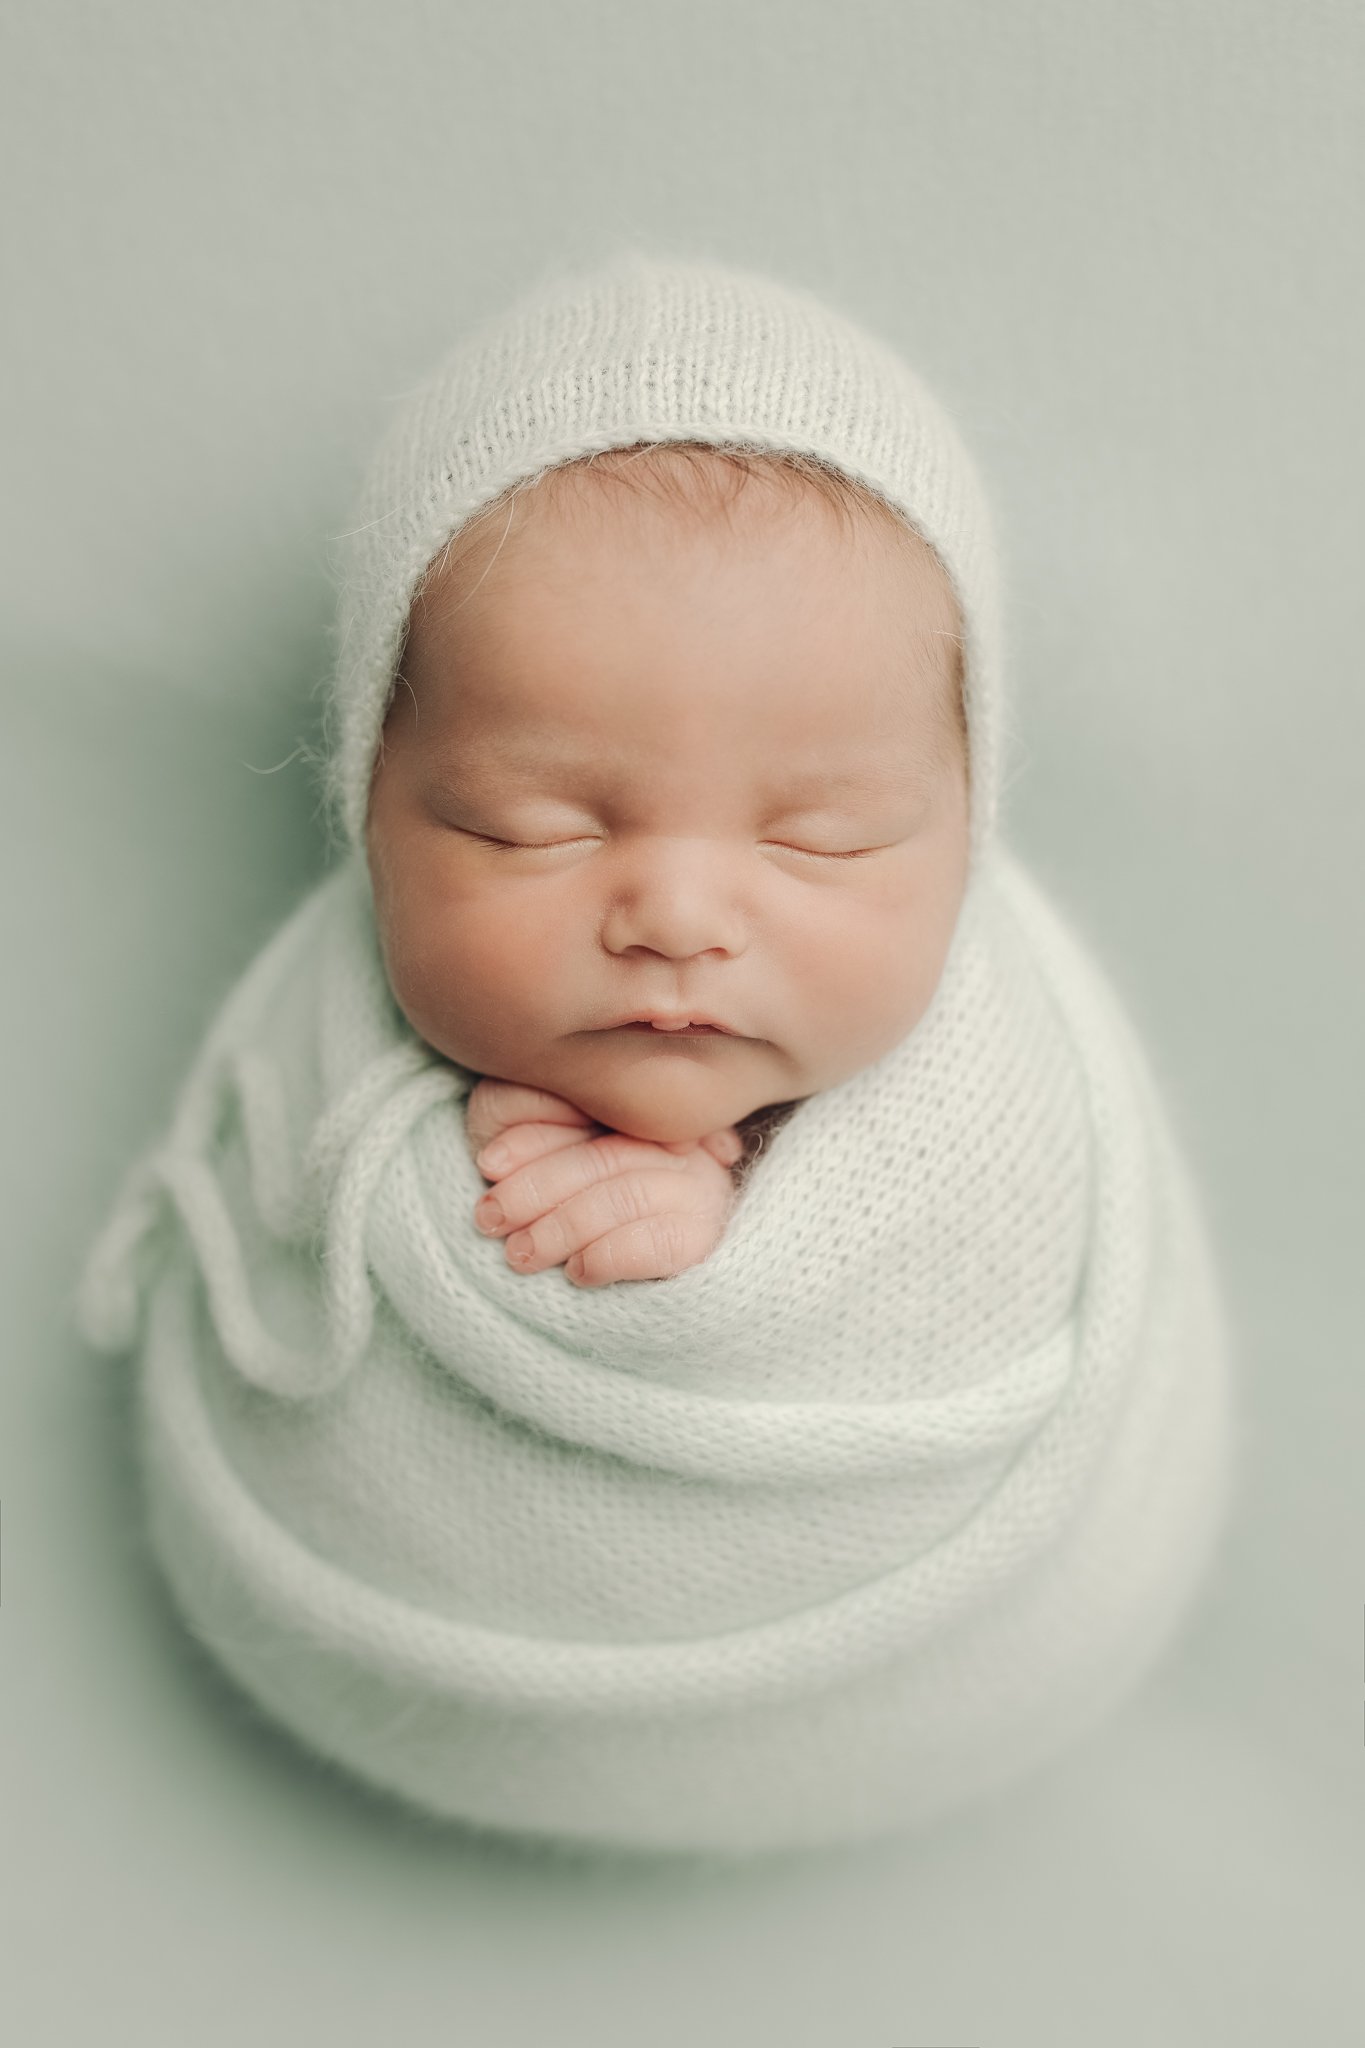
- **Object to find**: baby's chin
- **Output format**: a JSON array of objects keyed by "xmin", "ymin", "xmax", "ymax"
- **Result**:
[{"xmin": 542, "ymin": 1048, "xmax": 778, "ymax": 1147}]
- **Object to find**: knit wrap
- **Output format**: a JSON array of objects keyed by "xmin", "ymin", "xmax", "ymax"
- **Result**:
[{"xmin": 74, "ymin": 842, "xmax": 1233, "ymax": 1853}]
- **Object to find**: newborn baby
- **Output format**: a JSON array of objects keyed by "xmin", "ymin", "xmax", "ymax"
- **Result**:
[
  {"xmin": 366, "ymin": 441, "xmax": 971, "ymax": 1288},
  {"xmin": 76, "ymin": 250, "xmax": 1234, "ymax": 1857}
]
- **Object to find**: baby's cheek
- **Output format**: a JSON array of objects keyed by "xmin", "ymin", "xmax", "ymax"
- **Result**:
[
  {"xmin": 784, "ymin": 898, "xmax": 946, "ymax": 1078},
  {"xmin": 450, "ymin": 898, "xmax": 573, "ymax": 1024},
  {"xmin": 373, "ymin": 903, "xmax": 448, "ymax": 1043},
  {"xmin": 401, "ymin": 896, "xmax": 578, "ymax": 1075}
]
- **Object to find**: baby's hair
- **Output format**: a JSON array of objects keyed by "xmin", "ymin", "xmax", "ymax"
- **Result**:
[{"xmin": 406, "ymin": 439, "xmax": 969, "ymax": 774}]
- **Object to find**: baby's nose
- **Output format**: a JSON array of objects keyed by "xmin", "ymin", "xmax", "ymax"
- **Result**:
[{"xmin": 599, "ymin": 840, "xmax": 747, "ymax": 962}]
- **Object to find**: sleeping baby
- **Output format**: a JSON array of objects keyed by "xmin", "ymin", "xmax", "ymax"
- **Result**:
[
  {"xmin": 367, "ymin": 433, "xmax": 971, "ymax": 1290},
  {"xmin": 75, "ymin": 250, "xmax": 1235, "ymax": 1858}
]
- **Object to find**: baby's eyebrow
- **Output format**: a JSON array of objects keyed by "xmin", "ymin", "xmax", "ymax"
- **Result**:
[
  {"xmin": 426, "ymin": 748, "xmax": 590, "ymax": 796},
  {"xmin": 427, "ymin": 749, "xmax": 934, "ymax": 807},
  {"xmin": 432, "ymin": 761, "xmax": 918, "ymax": 806},
  {"xmin": 767, "ymin": 765, "xmax": 917, "ymax": 804},
  {"xmin": 764, "ymin": 747, "xmax": 949, "ymax": 809}
]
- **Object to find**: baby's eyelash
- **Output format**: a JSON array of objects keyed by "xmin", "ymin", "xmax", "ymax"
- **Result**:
[
  {"xmin": 465, "ymin": 832, "xmax": 881, "ymax": 861},
  {"xmin": 468, "ymin": 833, "xmax": 594, "ymax": 851},
  {"xmin": 767, "ymin": 843, "xmax": 879, "ymax": 862}
]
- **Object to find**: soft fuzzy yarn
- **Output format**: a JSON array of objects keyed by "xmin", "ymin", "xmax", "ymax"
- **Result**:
[
  {"xmin": 74, "ymin": 251, "xmax": 1235, "ymax": 1855},
  {"xmin": 317, "ymin": 249, "xmax": 1008, "ymax": 870}
]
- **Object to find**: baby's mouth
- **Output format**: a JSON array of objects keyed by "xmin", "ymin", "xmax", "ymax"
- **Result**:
[
  {"xmin": 603, "ymin": 1012, "xmax": 736, "ymax": 1035},
  {"xmin": 622, "ymin": 1021, "xmax": 723, "ymax": 1035}
]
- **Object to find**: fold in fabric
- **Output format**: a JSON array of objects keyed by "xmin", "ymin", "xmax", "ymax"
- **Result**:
[{"xmin": 74, "ymin": 845, "xmax": 1235, "ymax": 1853}]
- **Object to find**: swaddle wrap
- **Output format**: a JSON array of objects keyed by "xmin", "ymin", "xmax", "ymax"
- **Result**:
[{"xmin": 74, "ymin": 253, "xmax": 1234, "ymax": 1854}]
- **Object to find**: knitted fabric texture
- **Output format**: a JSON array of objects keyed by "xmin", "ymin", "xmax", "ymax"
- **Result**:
[
  {"xmin": 75, "ymin": 252, "xmax": 1234, "ymax": 1855},
  {"xmin": 318, "ymin": 250, "xmax": 1007, "ymax": 870}
]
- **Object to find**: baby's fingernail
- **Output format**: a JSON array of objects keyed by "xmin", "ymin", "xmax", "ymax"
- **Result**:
[
  {"xmin": 479, "ymin": 1142, "xmax": 510, "ymax": 1173},
  {"xmin": 474, "ymin": 1195, "xmax": 504, "ymax": 1233}
]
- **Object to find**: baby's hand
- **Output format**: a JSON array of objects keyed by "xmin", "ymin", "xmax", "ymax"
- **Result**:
[{"xmin": 463, "ymin": 1078, "xmax": 744, "ymax": 1286}]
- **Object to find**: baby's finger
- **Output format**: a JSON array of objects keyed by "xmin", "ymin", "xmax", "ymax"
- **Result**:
[
  {"xmin": 653, "ymin": 1127, "xmax": 744, "ymax": 1167},
  {"xmin": 474, "ymin": 1119, "xmax": 595, "ymax": 1183},
  {"xmin": 474, "ymin": 1134, "xmax": 688, "ymax": 1236},
  {"xmin": 492, "ymin": 1172, "xmax": 714, "ymax": 1280},
  {"xmin": 464, "ymin": 1078, "xmax": 597, "ymax": 1160},
  {"xmin": 566, "ymin": 1207, "xmax": 722, "ymax": 1287}
]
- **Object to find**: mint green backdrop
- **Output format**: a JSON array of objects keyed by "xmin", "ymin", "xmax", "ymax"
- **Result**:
[{"xmin": 4, "ymin": 3, "xmax": 1360, "ymax": 2043}]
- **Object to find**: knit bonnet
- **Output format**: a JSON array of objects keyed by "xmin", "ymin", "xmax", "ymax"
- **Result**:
[{"xmin": 319, "ymin": 249, "xmax": 1007, "ymax": 872}]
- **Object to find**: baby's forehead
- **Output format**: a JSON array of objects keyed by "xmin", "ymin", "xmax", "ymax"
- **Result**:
[
  {"xmin": 397, "ymin": 463, "xmax": 963, "ymax": 783},
  {"xmin": 416, "ymin": 442, "xmax": 958, "ymax": 615}
]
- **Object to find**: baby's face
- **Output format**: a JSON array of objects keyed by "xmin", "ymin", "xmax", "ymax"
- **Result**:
[{"xmin": 365, "ymin": 461, "xmax": 970, "ymax": 1146}]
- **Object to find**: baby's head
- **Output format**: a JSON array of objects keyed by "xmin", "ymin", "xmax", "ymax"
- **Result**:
[
  {"xmin": 322, "ymin": 254, "xmax": 1005, "ymax": 1145},
  {"xmin": 366, "ymin": 444, "xmax": 969, "ymax": 1144}
]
